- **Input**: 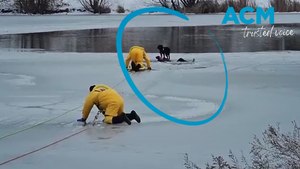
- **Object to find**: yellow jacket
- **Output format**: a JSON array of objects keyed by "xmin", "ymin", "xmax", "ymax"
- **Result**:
[
  {"xmin": 82, "ymin": 84, "xmax": 124, "ymax": 119},
  {"xmin": 125, "ymin": 46, "xmax": 151, "ymax": 69}
]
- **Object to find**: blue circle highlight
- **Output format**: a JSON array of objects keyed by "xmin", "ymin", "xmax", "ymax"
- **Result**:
[{"xmin": 116, "ymin": 7, "xmax": 229, "ymax": 126}]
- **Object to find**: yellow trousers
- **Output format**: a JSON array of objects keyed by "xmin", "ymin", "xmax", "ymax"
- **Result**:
[{"xmin": 103, "ymin": 101, "xmax": 124, "ymax": 124}]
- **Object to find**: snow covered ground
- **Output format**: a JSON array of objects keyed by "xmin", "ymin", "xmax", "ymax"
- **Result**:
[
  {"xmin": 0, "ymin": 10, "xmax": 299, "ymax": 169},
  {"xmin": 0, "ymin": 0, "xmax": 286, "ymax": 11},
  {"xmin": 0, "ymin": 13, "xmax": 299, "ymax": 35}
]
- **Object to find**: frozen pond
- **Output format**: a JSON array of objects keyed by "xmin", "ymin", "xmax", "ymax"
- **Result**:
[{"xmin": 0, "ymin": 24, "xmax": 299, "ymax": 53}]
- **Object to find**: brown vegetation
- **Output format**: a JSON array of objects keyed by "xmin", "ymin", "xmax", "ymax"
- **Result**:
[{"xmin": 184, "ymin": 122, "xmax": 300, "ymax": 169}]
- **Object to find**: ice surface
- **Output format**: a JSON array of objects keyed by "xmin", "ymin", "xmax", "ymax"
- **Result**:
[{"xmin": 0, "ymin": 49, "xmax": 299, "ymax": 168}]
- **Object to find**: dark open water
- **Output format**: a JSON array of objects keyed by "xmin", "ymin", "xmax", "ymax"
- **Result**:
[{"xmin": 0, "ymin": 24, "xmax": 298, "ymax": 53}]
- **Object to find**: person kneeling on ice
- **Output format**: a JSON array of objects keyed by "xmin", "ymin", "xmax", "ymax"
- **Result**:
[
  {"xmin": 125, "ymin": 46, "xmax": 152, "ymax": 72},
  {"xmin": 77, "ymin": 84, "xmax": 141, "ymax": 125}
]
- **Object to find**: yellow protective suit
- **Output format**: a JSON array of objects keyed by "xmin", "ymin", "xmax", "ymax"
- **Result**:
[
  {"xmin": 82, "ymin": 84, "xmax": 124, "ymax": 124},
  {"xmin": 125, "ymin": 46, "xmax": 151, "ymax": 70}
]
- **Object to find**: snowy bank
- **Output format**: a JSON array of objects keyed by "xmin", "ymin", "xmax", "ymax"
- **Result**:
[{"xmin": 0, "ymin": 13, "xmax": 299, "ymax": 35}]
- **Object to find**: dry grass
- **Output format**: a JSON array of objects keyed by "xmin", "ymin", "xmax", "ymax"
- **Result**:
[
  {"xmin": 271, "ymin": 0, "xmax": 300, "ymax": 12},
  {"xmin": 184, "ymin": 122, "xmax": 300, "ymax": 169},
  {"xmin": 154, "ymin": 0, "xmax": 300, "ymax": 13},
  {"xmin": 184, "ymin": 0, "xmax": 256, "ymax": 13}
]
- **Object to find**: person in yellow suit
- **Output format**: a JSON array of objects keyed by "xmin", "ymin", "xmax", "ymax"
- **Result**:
[
  {"xmin": 125, "ymin": 46, "xmax": 152, "ymax": 72},
  {"xmin": 77, "ymin": 84, "xmax": 141, "ymax": 125}
]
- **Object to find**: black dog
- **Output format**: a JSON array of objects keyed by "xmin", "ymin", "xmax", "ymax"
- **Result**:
[{"xmin": 157, "ymin": 45, "xmax": 171, "ymax": 61}]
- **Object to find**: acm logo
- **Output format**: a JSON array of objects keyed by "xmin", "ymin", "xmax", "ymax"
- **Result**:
[{"xmin": 222, "ymin": 4, "xmax": 274, "ymax": 25}]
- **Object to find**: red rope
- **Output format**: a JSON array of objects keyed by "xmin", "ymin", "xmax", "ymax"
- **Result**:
[{"xmin": 0, "ymin": 128, "xmax": 88, "ymax": 166}]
